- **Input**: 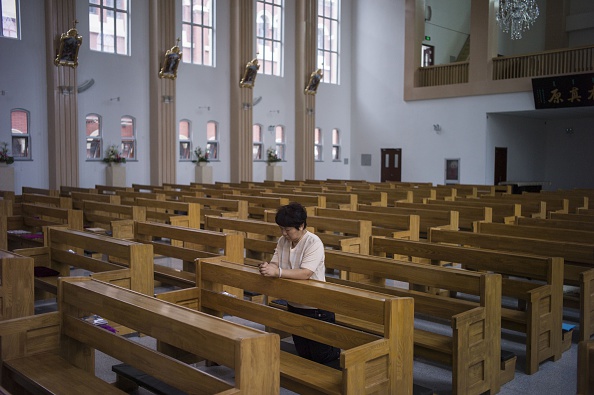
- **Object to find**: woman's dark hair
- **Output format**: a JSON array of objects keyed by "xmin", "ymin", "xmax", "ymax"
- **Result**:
[{"xmin": 275, "ymin": 202, "xmax": 307, "ymax": 230}]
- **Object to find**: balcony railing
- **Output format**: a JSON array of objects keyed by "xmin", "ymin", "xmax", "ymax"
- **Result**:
[
  {"xmin": 416, "ymin": 45, "xmax": 594, "ymax": 88},
  {"xmin": 418, "ymin": 61, "xmax": 469, "ymax": 87},
  {"xmin": 493, "ymin": 45, "xmax": 594, "ymax": 80}
]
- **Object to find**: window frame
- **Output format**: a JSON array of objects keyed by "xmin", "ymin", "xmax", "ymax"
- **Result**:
[
  {"xmin": 179, "ymin": 119, "xmax": 192, "ymax": 161},
  {"xmin": 253, "ymin": 124, "xmax": 264, "ymax": 161},
  {"xmin": 181, "ymin": 0, "xmax": 215, "ymax": 66},
  {"xmin": 275, "ymin": 125, "xmax": 285, "ymax": 161},
  {"xmin": 120, "ymin": 115, "xmax": 136, "ymax": 161},
  {"xmin": 314, "ymin": 127, "xmax": 323, "ymax": 162},
  {"xmin": 317, "ymin": 0, "xmax": 340, "ymax": 84},
  {"xmin": 10, "ymin": 108, "xmax": 30, "ymax": 160},
  {"xmin": 85, "ymin": 113, "xmax": 102, "ymax": 161},
  {"xmin": 206, "ymin": 120, "xmax": 219, "ymax": 161},
  {"xmin": 88, "ymin": 0, "xmax": 130, "ymax": 55},
  {"xmin": 331, "ymin": 128, "xmax": 341, "ymax": 161},
  {"xmin": 1, "ymin": 0, "xmax": 20, "ymax": 39},
  {"xmin": 256, "ymin": 0, "xmax": 284, "ymax": 77}
]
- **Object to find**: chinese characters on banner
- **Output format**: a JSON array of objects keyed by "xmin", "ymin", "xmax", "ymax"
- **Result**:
[{"xmin": 532, "ymin": 73, "xmax": 594, "ymax": 110}]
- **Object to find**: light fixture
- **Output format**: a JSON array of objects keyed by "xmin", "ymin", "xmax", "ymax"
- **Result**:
[
  {"xmin": 162, "ymin": 95, "xmax": 173, "ymax": 104},
  {"xmin": 59, "ymin": 86, "xmax": 74, "ymax": 95},
  {"xmin": 110, "ymin": 97, "xmax": 120, "ymax": 102},
  {"xmin": 496, "ymin": 0, "xmax": 540, "ymax": 40},
  {"xmin": 433, "ymin": 124, "xmax": 442, "ymax": 133},
  {"xmin": 242, "ymin": 103, "xmax": 252, "ymax": 110}
]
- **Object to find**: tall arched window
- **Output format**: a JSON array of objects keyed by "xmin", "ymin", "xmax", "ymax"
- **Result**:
[
  {"xmin": 120, "ymin": 115, "xmax": 135, "ymax": 160},
  {"xmin": 317, "ymin": 0, "xmax": 340, "ymax": 84},
  {"xmin": 85, "ymin": 113, "xmax": 102, "ymax": 160},
  {"xmin": 179, "ymin": 119, "xmax": 192, "ymax": 160},
  {"xmin": 206, "ymin": 121, "xmax": 219, "ymax": 160},
  {"xmin": 11, "ymin": 109, "xmax": 30, "ymax": 159},
  {"xmin": 256, "ymin": 0, "xmax": 284, "ymax": 76},
  {"xmin": 253, "ymin": 124, "xmax": 263, "ymax": 160},
  {"xmin": 182, "ymin": 0, "xmax": 215, "ymax": 66}
]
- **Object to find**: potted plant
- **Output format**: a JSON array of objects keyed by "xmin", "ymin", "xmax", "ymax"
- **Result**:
[
  {"xmin": 266, "ymin": 147, "xmax": 281, "ymax": 165},
  {"xmin": 103, "ymin": 144, "xmax": 126, "ymax": 165},
  {"xmin": 0, "ymin": 142, "xmax": 14, "ymax": 165},
  {"xmin": 193, "ymin": 146, "xmax": 210, "ymax": 166}
]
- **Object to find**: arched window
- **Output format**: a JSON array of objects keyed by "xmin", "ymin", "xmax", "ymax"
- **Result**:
[
  {"xmin": 85, "ymin": 113, "xmax": 101, "ymax": 160},
  {"xmin": 11, "ymin": 109, "xmax": 30, "ymax": 159},
  {"xmin": 314, "ymin": 127, "xmax": 323, "ymax": 161},
  {"xmin": 275, "ymin": 125, "xmax": 285, "ymax": 160},
  {"xmin": 332, "ymin": 128, "xmax": 341, "ymax": 161},
  {"xmin": 253, "ymin": 124, "xmax": 263, "ymax": 160},
  {"xmin": 120, "ymin": 115, "xmax": 136, "ymax": 160},
  {"xmin": 179, "ymin": 119, "xmax": 192, "ymax": 161},
  {"xmin": 206, "ymin": 121, "xmax": 219, "ymax": 160}
]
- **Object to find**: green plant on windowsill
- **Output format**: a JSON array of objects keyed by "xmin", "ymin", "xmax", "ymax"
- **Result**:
[
  {"xmin": 0, "ymin": 142, "xmax": 14, "ymax": 165},
  {"xmin": 103, "ymin": 144, "xmax": 126, "ymax": 164},
  {"xmin": 266, "ymin": 147, "xmax": 281, "ymax": 164},
  {"xmin": 192, "ymin": 146, "xmax": 210, "ymax": 163}
]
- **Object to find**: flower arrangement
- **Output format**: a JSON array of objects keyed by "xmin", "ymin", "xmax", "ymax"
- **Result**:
[
  {"xmin": 193, "ymin": 146, "xmax": 210, "ymax": 163},
  {"xmin": 0, "ymin": 142, "xmax": 14, "ymax": 165},
  {"xmin": 266, "ymin": 147, "xmax": 281, "ymax": 164},
  {"xmin": 103, "ymin": 144, "xmax": 126, "ymax": 164}
]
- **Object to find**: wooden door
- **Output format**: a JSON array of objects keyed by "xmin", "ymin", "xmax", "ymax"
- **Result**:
[
  {"xmin": 494, "ymin": 147, "xmax": 507, "ymax": 185},
  {"xmin": 381, "ymin": 149, "xmax": 402, "ymax": 182}
]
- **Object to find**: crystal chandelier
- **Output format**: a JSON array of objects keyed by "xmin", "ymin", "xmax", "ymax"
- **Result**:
[{"xmin": 496, "ymin": 0, "xmax": 540, "ymax": 40}]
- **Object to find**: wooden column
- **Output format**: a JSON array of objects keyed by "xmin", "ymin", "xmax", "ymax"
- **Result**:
[
  {"xmin": 45, "ymin": 0, "xmax": 78, "ymax": 188},
  {"xmin": 149, "ymin": 0, "xmax": 177, "ymax": 186},
  {"xmin": 230, "ymin": 0, "xmax": 255, "ymax": 183},
  {"xmin": 294, "ymin": 0, "xmax": 317, "ymax": 181}
]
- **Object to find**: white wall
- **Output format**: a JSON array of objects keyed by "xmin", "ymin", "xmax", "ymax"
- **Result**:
[
  {"xmin": 75, "ymin": 0, "xmax": 151, "ymax": 189},
  {"xmin": 0, "ymin": 1, "xmax": 48, "ymax": 192}
]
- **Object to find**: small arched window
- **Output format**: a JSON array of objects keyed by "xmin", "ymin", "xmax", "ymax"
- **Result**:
[
  {"xmin": 179, "ymin": 119, "xmax": 192, "ymax": 161},
  {"xmin": 206, "ymin": 121, "xmax": 219, "ymax": 160},
  {"xmin": 253, "ymin": 124, "xmax": 263, "ymax": 160},
  {"xmin": 121, "ymin": 115, "xmax": 136, "ymax": 160},
  {"xmin": 85, "ymin": 113, "xmax": 101, "ymax": 160}
]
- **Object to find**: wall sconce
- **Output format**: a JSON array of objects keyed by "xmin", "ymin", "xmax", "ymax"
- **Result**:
[
  {"xmin": 0, "ymin": 90, "xmax": 6, "ymax": 96},
  {"xmin": 242, "ymin": 103, "xmax": 252, "ymax": 110},
  {"xmin": 306, "ymin": 108, "xmax": 315, "ymax": 116},
  {"xmin": 198, "ymin": 106, "xmax": 211, "ymax": 111},
  {"xmin": 565, "ymin": 127, "xmax": 574, "ymax": 135},
  {"xmin": 433, "ymin": 124, "xmax": 442, "ymax": 133},
  {"xmin": 269, "ymin": 110, "xmax": 280, "ymax": 114},
  {"xmin": 59, "ymin": 86, "xmax": 74, "ymax": 95},
  {"xmin": 110, "ymin": 97, "xmax": 120, "ymax": 102},
  {"xmin": 267, "ymin": 125, "xmax": 276, "ymax": 132},
  {"xmin": 162, "ymin": 95, "xmax": 173, "ymax": 104}
]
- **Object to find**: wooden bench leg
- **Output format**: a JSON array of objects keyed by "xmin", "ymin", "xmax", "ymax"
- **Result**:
[{"xmin": 114, "ymin": 374, "xmax": 139, "ymax": 392}]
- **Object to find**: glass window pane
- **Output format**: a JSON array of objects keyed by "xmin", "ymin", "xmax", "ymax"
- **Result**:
[
  {"xmin": 11, "ymin": 110, "xmax": 28, "ymax": 134},
  {"xmin": 179, "ymin": 120, "xmax": 190, "ymax": 139},
  {"xmin": 207, "ymin": 121, "xmax": 217, "ymax": 140},
  {"xmin": 253, "ymin": 125, "xmax": 262, "ymax": 142},
  {"xmin": 121, "ymin": 116, "xmax": 134, "ymax": 138},
  {"xmin": 11, "ymin": 137, "xmax": 28, "ymax": 158}
]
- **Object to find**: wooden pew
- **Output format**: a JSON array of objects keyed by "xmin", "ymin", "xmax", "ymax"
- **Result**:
[
  {"xmin": 222, "ymin": 194, "xmax": 288, "ymax": 220},
  {"xmin": 21, "ymin": 193, "xmax": 72, "ymax": 209},
  {"xmin": 14, "ymin": 227, "xmax": 154, "ymax": 298},
  {"xmin": 81, "ymin": 200, "xmax": 146, "ymax": 239},
  {"xmin": 182, "ymin": 195, "xmax": 249, "ymax": 223},
  {"xmin": 550, "ymin": 212, "xmax": 594, "ymax": 223},
  {"xmin": 6, "ymin": 203, "xmax": 84, "ymax": 250},
  {"xmin": 313, "ymin": 206, "xmax": 421, "ymax": 239},
  {"xmin": 371, "ymin": 236, "xmax": 564, "ymax": 374},
  {"xmin": 429, "ymin": 227, "xmax": 594, "ymax": 343},
  {"xmin": 457, "ymin": 195, "xmax": 547, "ymax": 219},
  {"xmin": 395, "ymin": 201, "xmax": 492, "ymax": 230},
  {"xmin": 357, "ymin": 204, "xmax": 459, "ymax": 237},
  {"xmin": 0, "ymin": 250, "xmax": 34, "ymax": 319},
  {"xmin": 21, "ymin": 186, "xmax": 59, "ymax": 197},
  {"xmin": 115, "ymin": 190, "xmax": 165, "ymax": 205},
  {"xmin": 129, "ymin": 221, "xmax": 244, "ymax": 297},
  {"xmin": 0, "ymin": 277, "xmax": 280, "ymax": 395},
  {"xmin": 261, "ymin": 192, "xmax": 327, "ymax": 209},
  {"xmin": 134, "ymin": 197, "xmax": 201, "ymax": 228},
  {"xmin": 516, "ymin": 216, "xmax": 594, "ymax": 232},
  {"xmin": 577, "ymin": 340, "xmax": 594, "ymax": 395},
  {"xmin": 157, "ymin": 257, "xmax": 414, "ymax": 395},
  {"xmin": 95, "ymin": 184, "xmax": 133, "ymax": 195},
  {"xmin": 0, "ymin": 200, "xmax": 10, "ymax": 250},
  {"xmin": 59, "ymin": 185, "xmax": 98, "ymax": 197},
  {"xmin": 71, "ymin": 191, "xmax": 121, "ymax": 209},
  {"xmin": 476, "ymin": 221, "xmax": 594, "ymax": 244},
  {"xmin": 447, "ymin": 197, "xmax": 522, "ymax": 223},
  {"xmin": 323, "ymin": 249, "xmax": 508, "ymax": 394}
]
